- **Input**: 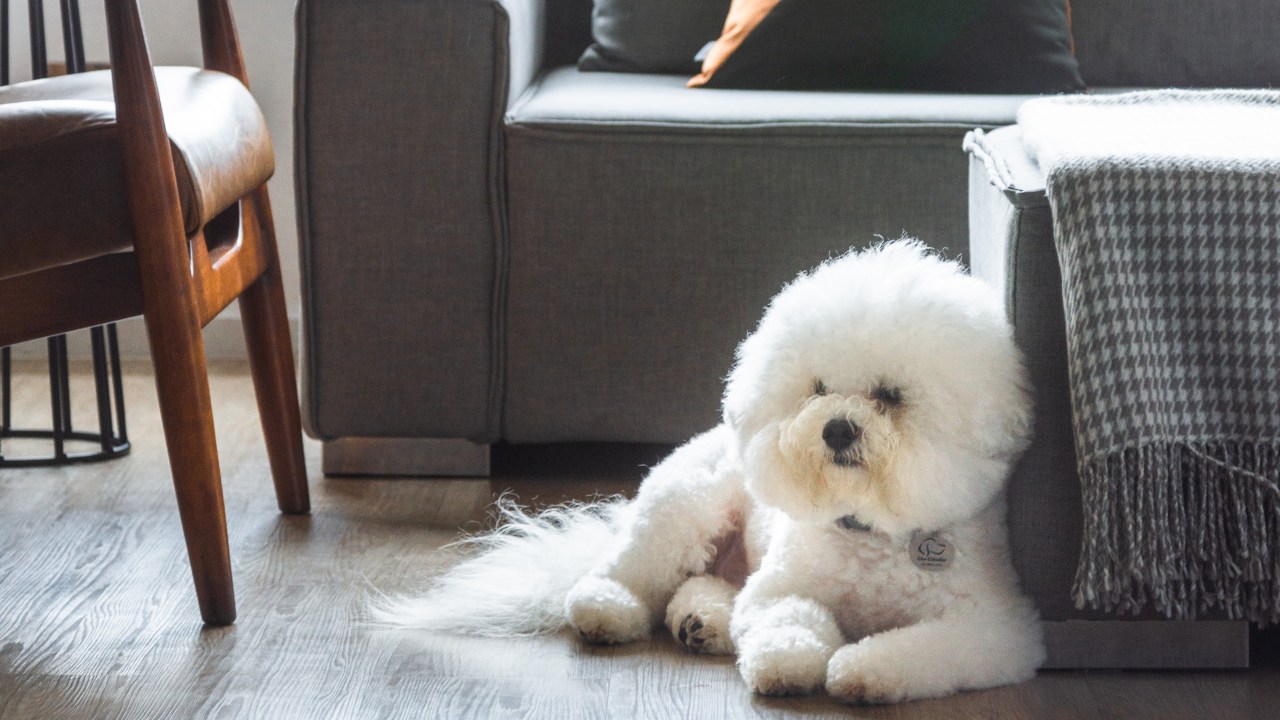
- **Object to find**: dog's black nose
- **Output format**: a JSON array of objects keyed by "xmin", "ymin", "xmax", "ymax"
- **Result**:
[{"xmin": 822, "ymin": 419, "xmax": 861, "ymax": 452}]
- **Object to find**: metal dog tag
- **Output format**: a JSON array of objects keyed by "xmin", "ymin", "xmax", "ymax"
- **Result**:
[{"xmin": 909, "ymin": 530, "xmax": 955, "ymax": 572}]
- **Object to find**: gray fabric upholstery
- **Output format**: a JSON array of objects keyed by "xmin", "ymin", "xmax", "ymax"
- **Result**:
[
  {"xmin": 502, "ymin": 0, "xmax": 547, "ymax": 109},
  {"xmin": 501, "ymin": 69, "xmax": 1027, "ymax": 442},
  {"xmin": 966, "ymin": 123, "xmax": 1264, "ymax": 623},
  {"xmin": 295, "ymin": 0, "xmax": 543, "ymax": 440},
  {"xmin": 1069, "ymin": 0, "xmax": 1280, "ymax": 87},
  {"xmin": 296, "ymin": 0, "xmax": 1277, "ymax": 448},
  {"xmin": 544, "ymin": 0, "xmax": 593, "ymax": 68},
  {"xmin": 968, "ymin": 126, "xmax": 1083, "ymax": 620},
  {"xmin": 577, "ymin": 0, "xmax": 728, "ymax": 74},
  {"xmin": 510, "ymin": 67, "xmax": 1037, "ymax": 128}
]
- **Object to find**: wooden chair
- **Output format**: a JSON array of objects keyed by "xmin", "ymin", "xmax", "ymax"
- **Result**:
[{"xmin": 0, "ymin": 0, "xmax": 308, "ymax": 626}]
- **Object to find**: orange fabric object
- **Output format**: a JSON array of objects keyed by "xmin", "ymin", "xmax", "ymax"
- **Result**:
[
  {"xmin": 687, "ymin": 0, "xmax": 785, "ymax": 87},
  {"xmin": 1065, "ymin": 0, "xmax": 1075, "ymax": 55}
]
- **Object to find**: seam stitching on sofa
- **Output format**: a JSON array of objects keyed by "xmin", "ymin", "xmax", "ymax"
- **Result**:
[
  {"xmin": 1008, "ymin": 207, "xmax": 1023, "ymax": 330},
  {"xmin": 292, "ymin": 0, "xmax": 325, "ymax": 439},
  {"xmin": 486, "ymin": 0, "xmax": 513, "ymax": 444},
  {"xmin": 507, "ymin": 120, "xmax": 1004, "ymax": 133}
]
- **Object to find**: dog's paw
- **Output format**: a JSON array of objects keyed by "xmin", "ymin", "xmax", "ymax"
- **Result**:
[
  {"xmin": 564, "ymin": 575, "xmax": 652, "ymax": 645},
  {"xmin": 674, "ymin": 613, "xmax": 733, "ymax": 655},
  {"xmin": 665, "ymin": 575, "xmax": 735, "ymax": 655},
  {"xmin": 736, "ymin": 626, "xmax": 833, "ymax": 697},
  {"xmin": 825, "ymin": 641, "xmax": 910, "ymax": 705}
]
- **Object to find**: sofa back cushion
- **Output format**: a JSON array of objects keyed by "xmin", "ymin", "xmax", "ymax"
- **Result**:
[
  {"xmin": 544, "ymin": 0, "xmax": 594, "ymax": 69},
  {"xmin": 544, "ymin": 0, "xmax": 1278, "ymax": 89},
  {"xmin": 577, "ymin": 0, "xmax": 730, "ymax": 74},
  {"xmin": 1068, "ymin": 0, "xmax": 1279, "ymax": 87}
]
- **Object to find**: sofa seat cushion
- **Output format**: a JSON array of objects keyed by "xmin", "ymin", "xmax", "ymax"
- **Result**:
[{"xmin": 508, "ymin": 66, "xmax": 1037, "ymax": 132}]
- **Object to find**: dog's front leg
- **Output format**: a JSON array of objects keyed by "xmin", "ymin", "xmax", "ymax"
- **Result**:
[
  {"xmin": 566, "ymin": 425, "xmax": 746, "ymax": 645},
  {"xmin": 825, "ymin": 609, "xmax": 1045, "ymax": 704},
  {"xmin": 730, "ymin": 528, "xmax": 844, "ymax": 697}
]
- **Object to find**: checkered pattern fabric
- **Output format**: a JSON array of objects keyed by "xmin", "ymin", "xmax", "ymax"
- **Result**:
[{"xmin": 1017, "ymin": 90, "xmax": 1280, "ymax": 623}]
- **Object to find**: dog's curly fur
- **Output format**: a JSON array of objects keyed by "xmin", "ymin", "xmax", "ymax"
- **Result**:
[{"xmin": 378, "ymin": 240, "xmax": 1045, "ymax": 704}]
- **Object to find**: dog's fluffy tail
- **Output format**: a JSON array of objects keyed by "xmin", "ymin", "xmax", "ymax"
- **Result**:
[{"xmin": 370, "ymin": 495, "xmax": 627, "ymax": 636}]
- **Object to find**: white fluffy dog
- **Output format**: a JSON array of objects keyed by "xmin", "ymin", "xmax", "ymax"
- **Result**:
[{"xmin": 381, "ymin": 240, "xmax": 1044, "ymax": 704}]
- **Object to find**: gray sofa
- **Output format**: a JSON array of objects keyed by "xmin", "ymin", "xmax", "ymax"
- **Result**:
[
  {"xmin": 295, "ymin": 0, "xmax": 1276, "ymax": 664},
  {"xmin": 968, "ymin": 126, "xmax": 1261, "ymax": 668}
]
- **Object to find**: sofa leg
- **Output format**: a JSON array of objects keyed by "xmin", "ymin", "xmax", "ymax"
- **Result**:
[{"xmin": 321, "ymin": 437, "xmax": 491, "ymax": 477}]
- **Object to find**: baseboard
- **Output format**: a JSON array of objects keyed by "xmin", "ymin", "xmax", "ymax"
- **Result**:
[
  {"xmin": 322, "ymin": 438, "xmax": 492, "ymax": 478},
  {"xmin": 1041, "ymin": 620, "xmax": 1249, "ymax": 669},
  {"xmin": 4, "ymin": 315, "xmax": 298, "ymax": 361}
]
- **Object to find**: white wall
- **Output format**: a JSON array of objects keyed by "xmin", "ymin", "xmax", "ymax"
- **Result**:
[{"xmin": 7, "ymin": 1, "xmax": 300, "ymax": 359}]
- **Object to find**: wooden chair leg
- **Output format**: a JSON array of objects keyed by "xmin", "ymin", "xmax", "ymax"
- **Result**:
[
  {"xmin": 146, "ymin": 312, "xmax": 236, "ymax": 626},
  {"xmin": 239, "ymin": 191, "xmax": 310, "ymax": 515}
]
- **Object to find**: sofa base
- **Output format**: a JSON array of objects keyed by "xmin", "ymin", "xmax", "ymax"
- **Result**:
[
  {"xmin": 1042, "ymin": 620, "xmax": 1249, "ymax": 669},
  {"xmin": 321, "ymin": 438, "xmax": 491, "ymax": 477}
]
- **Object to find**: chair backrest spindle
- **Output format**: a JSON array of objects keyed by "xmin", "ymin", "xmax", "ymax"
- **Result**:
[
  {"xmin": 58, "ymin": 0, "xmax": 84, "ymax": 75},
  {"xmin": 27, "ymin": 0, "xmax": 46, "ymax": 79},
  {"xmin": 1, "ymin": 0, "xmax": 87, "ymax": 85},
  {"xmin": 1, "ymin": 0, "xmax": 9, "ymax": 84}
]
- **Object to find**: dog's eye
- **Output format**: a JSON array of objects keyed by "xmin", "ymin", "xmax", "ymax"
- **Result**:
[
  {"xmin": 871, "ymin": 385, "xmax": 903, "ymax": 408},
  {"xmin": 813, "ymin": 380, "xmax": 829, "ymax": 397}
]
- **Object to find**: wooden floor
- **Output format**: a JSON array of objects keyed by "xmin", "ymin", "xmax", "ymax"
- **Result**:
[{"xmin": 2, "ymin": 360, "xmax": 1280, "ymax": 719}]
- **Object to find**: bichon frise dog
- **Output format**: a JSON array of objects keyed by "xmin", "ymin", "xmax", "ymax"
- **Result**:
[{"xmin": 380, "ymin": 240, "xmax": 1044, "ymax": 704}]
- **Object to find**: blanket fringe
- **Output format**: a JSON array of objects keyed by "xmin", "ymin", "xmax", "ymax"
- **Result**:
[{"xmin": 1073, "ymin": 441, "xmax": 1280, "ymax": 624}]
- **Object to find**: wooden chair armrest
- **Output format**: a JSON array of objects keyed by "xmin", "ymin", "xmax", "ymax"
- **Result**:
[
  {"xmin": 102, "ymin": 0, "xmax": 253, "ymax": 258},
  {"xmin": 104, "ymin": 0, "xmax": 185, "ymax": 265}
]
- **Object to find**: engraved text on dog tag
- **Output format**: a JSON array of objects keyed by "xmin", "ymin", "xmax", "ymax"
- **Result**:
[{"xmin": 909, "ymin": 530, "xmax": 955, "ymax": 571}]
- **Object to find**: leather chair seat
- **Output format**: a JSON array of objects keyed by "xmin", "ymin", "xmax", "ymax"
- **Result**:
[{"xmin": 0, "ymin": 67, "xmax": 274, "ymax": 281}]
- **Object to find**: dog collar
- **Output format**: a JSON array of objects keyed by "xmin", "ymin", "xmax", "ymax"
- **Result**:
[
  {"xmin": 837, "ymin": 516, "xmax": 958, "ymax": 572},
  {"xmin": 836, "ymin": 514, "xmax": 873, "ymax": 532}
]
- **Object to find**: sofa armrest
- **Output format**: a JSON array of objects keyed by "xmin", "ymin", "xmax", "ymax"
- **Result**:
[
  {"xmin": 499, "ymin": 0, "xmax": 546, "ymax": 108},
  {"xmin": 295, "ymin": 0, "xmax": 544, "ymax": 442}
]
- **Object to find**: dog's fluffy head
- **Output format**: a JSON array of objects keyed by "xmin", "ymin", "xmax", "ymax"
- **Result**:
[{"xmin": 723, "ymin": 240, "xmax": 1031, "ymax": 535}]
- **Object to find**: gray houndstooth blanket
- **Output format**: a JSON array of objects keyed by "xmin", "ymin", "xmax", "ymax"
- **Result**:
[{"xmin": 1017, "ymin": 90, "xmax": 1280, "ymax": 623}]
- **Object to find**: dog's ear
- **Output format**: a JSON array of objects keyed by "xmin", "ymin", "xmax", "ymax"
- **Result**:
[
  {"xmin": 973, "ymin": 368, "xmax": 1034, "ymax": 464},
  {"xmin": 721, "ymin": 324, "xmax": 771, "ymax": 433},
  {"xmin": 721, "ymin": 361, "xmax": 754, "ymax": 432}
]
